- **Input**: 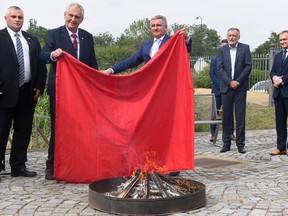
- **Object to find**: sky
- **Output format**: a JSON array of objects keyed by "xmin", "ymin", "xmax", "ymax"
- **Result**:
[{"xmin": 0, "ymin": 0, "xmax": 286, "ymax": 51}]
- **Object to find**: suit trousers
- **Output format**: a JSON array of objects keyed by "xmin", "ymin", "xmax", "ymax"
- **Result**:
[
  {"xmin": 46, "ymin": 96, "xmax": 56, "ymax": 170},
  {"xmin": 221, "ymin": 89, "xmax": 247, "ymax": 147},
  {"xmin": 0, "ymin": 83, "xmax": 35, "ymax": 169},
  {"xmin": 273, "ymin": 93, "xmax": 288, "ymax": 151}
]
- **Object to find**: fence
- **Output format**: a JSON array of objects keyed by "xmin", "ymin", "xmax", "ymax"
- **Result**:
[{"xmin": 190, "ymin": 44, "xmax": 280, "ymax": 106}]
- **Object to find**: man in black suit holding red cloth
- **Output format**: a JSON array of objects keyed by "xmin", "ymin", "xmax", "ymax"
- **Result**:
[{"xmin": 40, "ymin": 3, "xmax": 98, "ymax": 180}]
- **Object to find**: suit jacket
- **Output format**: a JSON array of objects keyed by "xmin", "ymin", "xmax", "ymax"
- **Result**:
[
  {"xmin": 218, "ymin": 43, "xmax": 252, "ymax": 93},
  {"xmin": 210, "ymin": 56, "xmax": 220, "ymax": 96},
  {"xmin": 270, "ymin": 50, "xmax": 288, "ymax": 98},
  {"xmin": 0, "ymin": 28, "xmax": 47, "ymax": 108},
  {"xmin": 112, "ymin": 34, "xmax": 192, "ymax": 74},
  {"xmin": 40, "ymin": 25, "xmax": 98, "ymax": 97}
]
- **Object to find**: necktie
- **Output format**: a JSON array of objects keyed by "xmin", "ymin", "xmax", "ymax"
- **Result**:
[
  {"xmin": 282, "ymin": 49, "xmax": 287, "ymax": 66},
  {"xmin": 150, "ymin": 39, "xmax": 161, "ymax": 58},
  {"xmin": 71, "ymin": 34, "xmax": 78, "ymax": 53},
  {"xmin": 15, "ymin": 33, "xmax": 25, "ymax": 87}
]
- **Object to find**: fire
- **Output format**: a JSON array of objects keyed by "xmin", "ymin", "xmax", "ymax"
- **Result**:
[{"xmin": 137, "ymin": 151, "xmax": 167, "ymax": 174}]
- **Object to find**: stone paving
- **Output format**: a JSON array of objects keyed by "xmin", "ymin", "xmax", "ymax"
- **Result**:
[{"xmin": 1, "ymin": 129, "xmax": 288, "ymax": 216}]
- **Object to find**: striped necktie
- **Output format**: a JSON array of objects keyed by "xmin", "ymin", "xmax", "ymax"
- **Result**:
[{"xmin": 15, "ymin": 33, "xmax": 25, "ymax": 87}]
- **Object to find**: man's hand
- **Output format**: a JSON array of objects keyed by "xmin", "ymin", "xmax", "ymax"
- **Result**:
[
  {"xmin": 51, "ymin": 48, "xmax": 63, "ymax": 60},
  {"xmin": 179, "ymin": 28, "xmax": 189, "ymax": 40},
  {"xmin": 273, "ymin": 75, "xmax": 283, "ymax": 88},
  {"xmin": 229, "ymin": 80, "xmax": 240, "ymax": 89},
  {"xmin": 33, "ymin": 89, "xmax": 42, "ymax": 101},
  {"xmin": 99, "ymin": 68, "xmax": 113, "ymax": 75}
]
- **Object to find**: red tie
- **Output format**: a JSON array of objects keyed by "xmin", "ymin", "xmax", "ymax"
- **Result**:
[{"xmin": 72, "ymin": 34, "xmax": 78, "ymax": 52}]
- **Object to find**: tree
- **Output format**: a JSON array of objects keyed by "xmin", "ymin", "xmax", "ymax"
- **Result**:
[
  {"xmin": 94, "ymin": 32, "xmax": 115, "ymax": 47},
  {"xmin": 117, "ymin": 18, "xmax": 152, "ymax": 50},
  {"xmin": 254, "ymin": 32, "xmax": 279, "ymax": 54},
  {"xmin": 26, "ymin": 19, "xmax": 47, "ymax": 45}
]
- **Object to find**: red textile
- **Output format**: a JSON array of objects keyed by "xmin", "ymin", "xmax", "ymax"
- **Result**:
[{"xmin": 54, "ymin": 32, "xmax": 194, "ymax": 183}]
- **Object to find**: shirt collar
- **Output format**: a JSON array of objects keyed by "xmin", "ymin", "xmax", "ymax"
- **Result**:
[
  {"xmin": 7, "ymin": 27, "xmax": 23, "ymax": 38},
  {"xmin": 66, "ymin": 27, "xmax": 79, "ymax": 37}
]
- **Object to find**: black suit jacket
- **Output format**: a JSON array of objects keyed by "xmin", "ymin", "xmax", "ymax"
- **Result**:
[
  {"xmin": 40, "ymin": 25, "xmax": 98, "ymax": 97},
  {"xmin": 0, "ymin": 28, "xmax": 47, "ymax": 108},
  {"xmin": 218, "ymin": 43, "xmax": 252, "ymax": 93},
  {"xmin": 270, "ymin": 50, "xmax": 288, "ymax": 98}
]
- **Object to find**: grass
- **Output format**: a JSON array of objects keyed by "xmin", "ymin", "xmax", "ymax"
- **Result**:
[{"xmin": 195, "ymin": 102, "xmax": 276, "ymax": 132}]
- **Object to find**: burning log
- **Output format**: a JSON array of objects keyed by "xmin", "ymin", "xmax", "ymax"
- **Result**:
[{"xmin": 106, "ymin": 170, "xmax": 198, "ymax": 199}]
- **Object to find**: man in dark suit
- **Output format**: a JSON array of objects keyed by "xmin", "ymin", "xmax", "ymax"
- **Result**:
[
  {"xmin": 40, "ymin": 3, "xmax": 98, "ymax": 180},
  {"xmin": 218, "ymin": 28, "xmax": 252, "ymax": 154},
  {"xmin": 209, "ymin": 39, "xmax": 235, "ymax": 143},
  {"xmin": 0, "ymin": 6, "xmax": 47, "ymax": 177},
  {"xmin": 100, "ymin": 15, "xmax": 192, "ymax": 75},
  {"xmin": 269, "ymin": 30, "xmax": 288, "ymax": 156},
  {"xmin": 100, "ymin": 15, "xmax": 192, "ymax": 176}
]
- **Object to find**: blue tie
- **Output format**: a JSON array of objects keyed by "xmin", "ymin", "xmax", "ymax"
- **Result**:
[
  {"xmin": 282, "ymin": 49, "xmax": 287, "ymax": 66},
  {"xmin": 15, "ymin": 33, "xmax": 25, "ymax": 86}
]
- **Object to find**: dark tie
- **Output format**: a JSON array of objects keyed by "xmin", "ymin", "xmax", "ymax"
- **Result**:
[
  {"xmin": 282, "ymin": 49, "xmax": 287, "ymax": 66},
  {"xmin": 15, "ymin": 33, "xmax": 25, "ymax": 87},
  {"xmin": 71, "ymin": 34, "xmax": 78, "ymax": 53}
]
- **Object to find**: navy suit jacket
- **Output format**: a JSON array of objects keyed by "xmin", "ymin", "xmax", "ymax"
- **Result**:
[
  {"xmin": 40, "ymin": 25, "xmax": 98, "ymax": 97},
  {"xmin": 218, "ymin": 43, "xmax": 252, "ymax": 93},
  {"xmin": 210, "ymin": 56, "xmax": 220, "ymax": 96},
  {"xmin": 0, "ymin": 28, "xmax": 47, "ymax": 108},
  {"xmin": 112, "ymin": 34, "xmax": 192, "ymax": 74},
  {"xmin": 270, "ymin": 50, "xmax": 288, "ymax": 98}
]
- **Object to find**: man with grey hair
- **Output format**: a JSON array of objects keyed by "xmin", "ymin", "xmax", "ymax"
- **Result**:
[
  {"xmin": 100, "ymin": 15, "xmax": 192, "ymax": 75},
  {"xmin": 40, "ymin": 2, "xmax": 98, "ymax": 180},
  {"xmin": 100, "ymin": 15, "xmax": 192, "ymax": 177}
]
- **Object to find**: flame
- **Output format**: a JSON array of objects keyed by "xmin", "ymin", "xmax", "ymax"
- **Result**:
[{"xmin": 137, "ymin": 151, "xmax": 167, "ymax": 174}]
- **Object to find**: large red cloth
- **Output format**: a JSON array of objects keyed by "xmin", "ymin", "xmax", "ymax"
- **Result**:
[{"xmin": 55, "ymin": 32, "xmax": 194, "ymax": 183}]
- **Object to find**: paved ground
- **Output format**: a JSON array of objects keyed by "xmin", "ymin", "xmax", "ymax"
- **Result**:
[{"xmin": 1, "ymin": 129, "xmax": 288, "ymax": 216}]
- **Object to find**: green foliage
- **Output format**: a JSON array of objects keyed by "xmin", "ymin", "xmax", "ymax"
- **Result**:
[
  {"xmin": 26, "ymin": 18, "xmax": 47, "ymax": 46},
  {"xmin": 249, "ymin": 69, "xmax": 269, "ymax": 88},
  {"xmin": 253, "ymin": 32, "xmax": 279, "ymax": 54},
  {"xmin": 193, "ymin": 65, "xmax": 212, "ymax": 88},
  {"xmin": 94, "ymin": 32, "xmax": 115, "ymax": 46},
  {"xmin": 96, "ymin": 45, "xmax": 135, "ymax": 70}
]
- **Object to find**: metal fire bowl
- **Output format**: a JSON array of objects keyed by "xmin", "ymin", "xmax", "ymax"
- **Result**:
[{"xmin": 89, "ymin": 177, "xmax": 206, "ymax": 215}]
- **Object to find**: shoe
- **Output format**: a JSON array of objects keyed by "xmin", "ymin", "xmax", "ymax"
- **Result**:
[
  {"xmin": 230, "ymin": 135, "xmax": 236, "ymax": 141},
  {"xmin": 169, "ymin": 171, "xmax": 180, "ymax": 176},
  {"xmin": 209, "ymin": 136, "xmax": 215, "ymax": 142},
  {"xmin": 269, "ymin": 149, "xmax": 287, "ymax": 155},
  {"xmin": 220, "ymin": 145, "xmax": 231, "ymax": 153},
  {"xmin": 45, "ymin": 169, "xmax": 54, "ymax": 180},
  {"xmin": 238, "ymin": 147, "xmax": 247, "ymax": 154},
  {"xmin": 11, "ymin": 167, "xmax": 37, "ymax": 177}
]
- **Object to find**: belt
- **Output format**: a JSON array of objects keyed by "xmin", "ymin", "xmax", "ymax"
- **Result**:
[{"xmin": 19, "ymin": 82, "xmax": 31, "ymax": 91}]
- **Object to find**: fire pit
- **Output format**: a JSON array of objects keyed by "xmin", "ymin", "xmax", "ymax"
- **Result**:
[{"xmin": 89, "ymin": 171, "xmax": 206, "ymax": 215}]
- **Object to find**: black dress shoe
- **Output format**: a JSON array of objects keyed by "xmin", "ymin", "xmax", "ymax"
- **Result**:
[
  {"xmin": 169, "ymin": 171, "xmax": 180, "ymax": 176},
  {"xmin": 238, "ymin": 147, "xmax": 246, "ymax": 154},
  {"xmin": 45, "ymin": 169, "xmax": 54, "ymax": 180},
  {"xmin": 220, "ymin": 145, "xmax": 231, "ymax": 153},
  {"xmin": 11, "ymin": 167, "xmax": 37, "ymax": 177}
]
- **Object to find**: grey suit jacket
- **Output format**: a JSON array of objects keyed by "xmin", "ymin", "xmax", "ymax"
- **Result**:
[{"xmin": 217, "ymin": 43, "xmax": 252, "ymax": 93}]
